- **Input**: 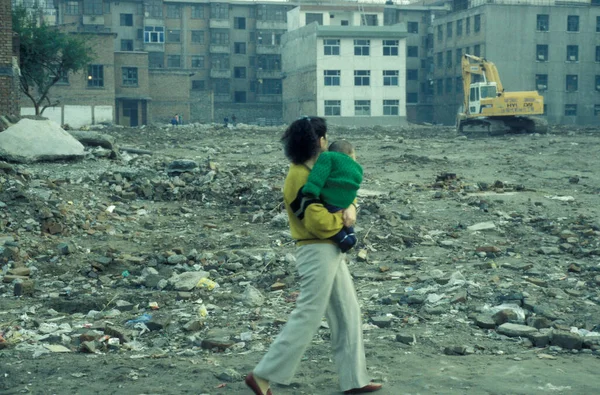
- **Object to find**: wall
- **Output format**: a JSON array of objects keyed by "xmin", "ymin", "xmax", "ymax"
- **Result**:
[
  {"xmin": 281, "ymin": 23, "xmax": 319, "ymax": 122},
  {"xmin": 0, "ymin": 0, "xmax": 19, "ymax": 117},
  {"xmin": 149, "ymin": 69, "xmax": 191, "ymax": 123}
]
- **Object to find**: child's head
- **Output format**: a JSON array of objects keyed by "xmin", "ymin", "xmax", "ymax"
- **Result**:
[{"xmin": 328, "ymin": 140, "xmax": 355, "ymax": 160}]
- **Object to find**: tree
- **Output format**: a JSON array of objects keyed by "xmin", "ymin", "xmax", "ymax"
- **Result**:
[{"xmin": 12, "ymin": 7, "xmax": 95, "ymax": 115}]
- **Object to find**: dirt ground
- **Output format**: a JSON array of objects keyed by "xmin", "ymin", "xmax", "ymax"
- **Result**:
[{"xmin": 1, "ymin": 122, "xmax": 600, "ymax": 394}]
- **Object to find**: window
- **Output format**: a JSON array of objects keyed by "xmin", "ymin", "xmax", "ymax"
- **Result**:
[
  {"xmin": 122, "ymin": 67, "xmax": 138, "ymax": 86},
  {"xmin": 211, "ymin": 55, "xmax": 229, "ymax": 69},
  {"xmin": 167, "ymin": 55, "xmax": 181, "ymax": 68},
  {"xmin": 135, "ymin": 3, "xmax": 142, "ymax": 15},
  {"xmin": 474, "ymin": 44, "xmax": 481, "ymax": 57},
  {"xmin": 595, "ymin": 105, "xmax": 600, "ymax": 116},
  {"xmin": 383, "ymin": 40, "xmax": 399, "ymax": 56},
  {"xmin": 566, "ymin": 75, "xmax": 578, "ymax": 92},
  {"xmin": 537, "ymin": 44, "xmax": 548, "ymax": 61},
  {"xmin": 457, "ymin": 19, "xmax": 463, "ymax": 36},
  {"xmin": 192, "ymin": 80, "xmax": 205, "ymax": 91},
  {"xmin": 407, "ymin": 69, "xmax": 418, "ymax": 81},
  {"xmin": 408, "ymin": 22, "xmax": 418, "ymax": 34},
  {"xmin": 474, "ymin": 14, "xmax": 481, "ymax": 32},
  {"xmin": 447, "ymin": 22, "xmax": 453, "ymax": 38},
  {"xmin": 383, "ymin": 70, "xmax": 399, "ymax": 86},
  {"xmin": 383, "ymin": 100, "xmax": 399, "ymax": 115},
  {"xmin": 235, "ymin": 17, "xmax": 246, "ymax": 29},
  {"xmin": 456, "ymin": 48, "xmax": 462, "ymax": 64},
  {"xmin": 87, "ymin": 65, "xmax": 103, "ymax": 87},
  {"xmin": 137, "ymin": 29, "xmax": 143, "ymax": 40},
  {"xmin": 446, "ymin": 50, "xmax": 452, "ymax": 68},
  {"xmin": 564, "ymin": 104, "xmax": 577, "ymax": 116},
  {"xmin": 211, "ymin": 3, "xmax": 228, "ymax": 19},
  {"xmin": 258, "ymin": 55, "xmax": 281, "ymax": 70},
  {"xmin": 167, "ymin": 5, "xmax": 180, "ymax": 18},
  {"xmin": 234, "ymin": 67, "xmax": 247, "ymax": 79},
  {"xmin": 324, "ymin": 70, "xmax": 341, "ymax": 86},
  {"xmin": 166, "ymin": 30, "xmax": 180, "ymax": 43},
  {"xmin": 537, "ymin": 14, "xmax": 549, "ymax": 31},
  {"xmin": 596, "ymin": 75, "xmax": 600, "ymax": 91},
  {"xmin": 324, "ymin": 100, "xmax": 341, "ymax": 116},
  {"xmin": 437, "ymin": 79, "xmax": 443, "ymax": 95},
  {"xmin": 597, "ymin": 16, "xmax": 600, "ymax": 33},
  {"xmin": 120, "ymin": 39, "xmax": 133, "ymax": 51},
  {"xmin": 341, "ymin": 20, "xmax": 349, "ymax": 26},
  {"xmin": 149, "ymin": 52, "xmax": 163, "ymax": 68},
  {"xmin": 192, "ymin": 6, "xmax": 204, "ymax": 19},
  {"xmin": 596, "ymin": 46, "xmax": 600, "ymax": 62},
  {"xmin": 65, "ymin": 1, "xmax": 79, "ymax": 15},
  {"xmin": 257, "ymin": 31, "xmax": 282, "ymax": 46},
  {"xmin": 567, "ymin": 15, "xmax": 579, "ymax": 32},
  {"xmin": 147, "ymin": 0, "xmax": 162, "ymax": 17},
  {"xmin": 436, "ymin": 52, "xmax": 443, "ymax": 68},
  {"xmin": 256, "ymin": 5, "xmax": 287, "ymax": 22},
  {"xmin": 567, "ymin": 45, "xmax": 578, "ymax": 62},
  {"xmin": 446, "ymin": 77, "xmax": 453, "ymax": 93},
  {"xmin": 234, "ymin": 91, "xmax": 247, "ymax": 103},
  {"xmin": 120, "ymin": 14, "xmax": 133, "ymax": 26},
  {"xmin": 354, "ymin": 40, "xmax": 370, "ymax": 56},
  {"xmin": 144, "ymin": 26, "xmax": 164, "ymax": 43},
  {"xmin": 407, "ymin": 46, "xmax": 418, "ymax": 57},
  {"xmin": 324, "ymin": 39, "xmax": 340, "ymax": 55},
  {"xmin": 536, "ymin": 74, "xmax": 548, "ymax": 91},
  {"xmin": 466, "ymin": 17, "xmax": 471, "ymax": 34},
  {"xmin": 260, "ymin": 79, "xmax": 281, "ymax": 94},
  {"xmin": 83, "ymin": 0, "xmax": 102, "ymax": 15},
  {"xmin": 234, "ymin": 42, "xmax": 246, "ymax": 54},
  {"xmin": 421, "ymin": 59, "xmax": 427, "ymax": 70},
  {"xmin": 211, "ymin": 30, "xmax": 229, "ymax": 45},
  {"xmin": 456, "ymin": 76, "xmax": 463, "ymax": 94},
  {"xmin": 56, "ymin": 71, "xmax": 69, "ymax": 85},
  {"xmin": 104, "ymin": 1, "xmax": 110, "ymax": 14},
  {"xmin": 191, "ymin": 30, "xmax": 204, "ymax": 44},
  {"xmin": 191, "ymin": 56, "xmax": 204, "ymax": 68},
  {"xmin": 437, "ymin": 25, "xmax": 443, "ymax": 42},
  {"xmin": 407, "ymin": 92, "xmax": 418, "ymax": 103},
  {"xmin": 306, "ymin": 13, "xmax": 323, "ymax": 25},
  {"xmin": 355, "ymin": 100, "xmax": 371, "ymax": 116},
  {"xmin": 354, "ymin": 70, "xmax": 370, "ymax": 86},
  {"xmin": 213, "ymin": 79, "xmax": 230, "ymax": 94}
]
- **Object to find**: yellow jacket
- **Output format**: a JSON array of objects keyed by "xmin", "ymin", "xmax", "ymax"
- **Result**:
[{"xmin": 284, "ymin": 163, "xmax": 344, "ymax": 246}]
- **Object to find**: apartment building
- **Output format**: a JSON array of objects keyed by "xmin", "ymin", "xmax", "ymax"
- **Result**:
[
  {"xmin": 432, "ymin": 0, "xmax": 600, "ymax": 125},
  {"xmin": 282, "ymin": 5, "xmax": 408, "ymax": 125}
]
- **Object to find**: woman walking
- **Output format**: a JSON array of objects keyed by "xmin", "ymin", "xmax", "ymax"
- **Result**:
[{"xmin": 245, "ymin": 117, "xmax": 382, "ymax": 394}]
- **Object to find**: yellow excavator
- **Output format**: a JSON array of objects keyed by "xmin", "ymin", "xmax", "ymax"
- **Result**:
[{"xmin": 456, "ymin": 54, "xmax": 548, "ymax": 135}]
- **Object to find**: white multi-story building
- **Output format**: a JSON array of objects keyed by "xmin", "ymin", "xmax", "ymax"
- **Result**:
[{"xmin": 282, "ymin": 4, "xmax": 408, "ymax": 126}]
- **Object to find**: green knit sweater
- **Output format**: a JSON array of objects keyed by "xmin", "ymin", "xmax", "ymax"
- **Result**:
[{"xmin": 302, "ymin": 151, "xmax": 363, "ymax": 209}]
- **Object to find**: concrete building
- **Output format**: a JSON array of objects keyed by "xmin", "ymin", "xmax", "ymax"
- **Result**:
[
  {"xmin": 0, "ymin": 0, "xmax": 20, "ymax": 117},
  {"xmin": 432, "ymin": 0, "xmax": 600, "ymax": 125},
  {"xmin": 282, "ymin": 4, "xmax": 408, "ymax": 125}
]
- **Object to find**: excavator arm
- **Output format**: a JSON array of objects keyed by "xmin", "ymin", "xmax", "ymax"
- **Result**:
[{"xmin": 461, "ymin": 54, "xmax": 504, "ymax": 114}]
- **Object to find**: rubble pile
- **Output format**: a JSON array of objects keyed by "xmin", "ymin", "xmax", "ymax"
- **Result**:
[{"xmin": 1, "ymin": 121, "xmax": 599, "ymax": 392}]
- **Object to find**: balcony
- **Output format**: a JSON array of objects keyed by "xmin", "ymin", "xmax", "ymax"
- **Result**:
[
  {"xmin": 210, "ymin": 19, "xmax": 230, "ymax": 29},
  {"xmin": 82, "ymin": 15, "xmax": 104, "ymax": 25},
  {"xmin": 256, "ymin": 95, "xmax": 282, "ymax": 103},
  {"xmin": 210, "ymin": 69, "xmax": 231, "ymax": 78},
  {"xmin": 256, "ymin": 45, "xmax": 280, "ymax": 55},
  {"xmin": 210, "ymin": 44, "xmax": 230, "ymax": 54},
  {"xmin": 256, "ymin": 20, "xmax": 287, "ymax": 30},
  {"xmin": 257, "ymin": 69, "xmax": 281, "ymax": 79}
]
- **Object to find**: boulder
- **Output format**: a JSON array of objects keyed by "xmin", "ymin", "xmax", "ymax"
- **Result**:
[{"xmin": 0, "ymin": 119, "xmax": 85, "ymax": 163}]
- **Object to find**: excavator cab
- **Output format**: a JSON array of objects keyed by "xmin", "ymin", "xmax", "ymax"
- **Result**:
[{"xmin": 468, "ymin": 81, "xmax": 498, "ymax": 114}]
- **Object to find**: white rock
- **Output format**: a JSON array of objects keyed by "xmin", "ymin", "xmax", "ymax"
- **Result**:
[
  {"xmin": 467, "ymin": 221, "xmax": 496, "ymax": 231},
  {"xmin": 0, "ymin": 119, "xmax": 85, "ymax": 163},
  {"xmin": 168, "ymin": 271, "xmax": 209, "ymax": 291}
]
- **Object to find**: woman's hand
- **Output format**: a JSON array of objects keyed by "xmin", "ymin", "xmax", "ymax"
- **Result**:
[{"xmin": 342, "ymin": 204, "xmax": 357, "ymax": 227}]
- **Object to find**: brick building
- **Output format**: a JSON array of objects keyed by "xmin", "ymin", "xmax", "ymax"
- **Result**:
[{"xmin": 0, "ymin": 0, "xmax": 19, "ymax": 117}]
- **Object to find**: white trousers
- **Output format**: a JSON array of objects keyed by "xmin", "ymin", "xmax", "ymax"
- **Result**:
[{"xmin": 254, "ymin": 243, "xmax": 371, "ymax": 391}]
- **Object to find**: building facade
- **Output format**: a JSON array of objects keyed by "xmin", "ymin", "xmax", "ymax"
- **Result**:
[
  {"xmin": 432, "ymin": 0, "xmax": 600, "ymax": 125},
  {"xmin": 0, "ymin": 0, "xmax": 20, "ymax": 117},
  {"xmin": 282, "ymin": 5, "xmax": 408, "ymax": 125}
]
